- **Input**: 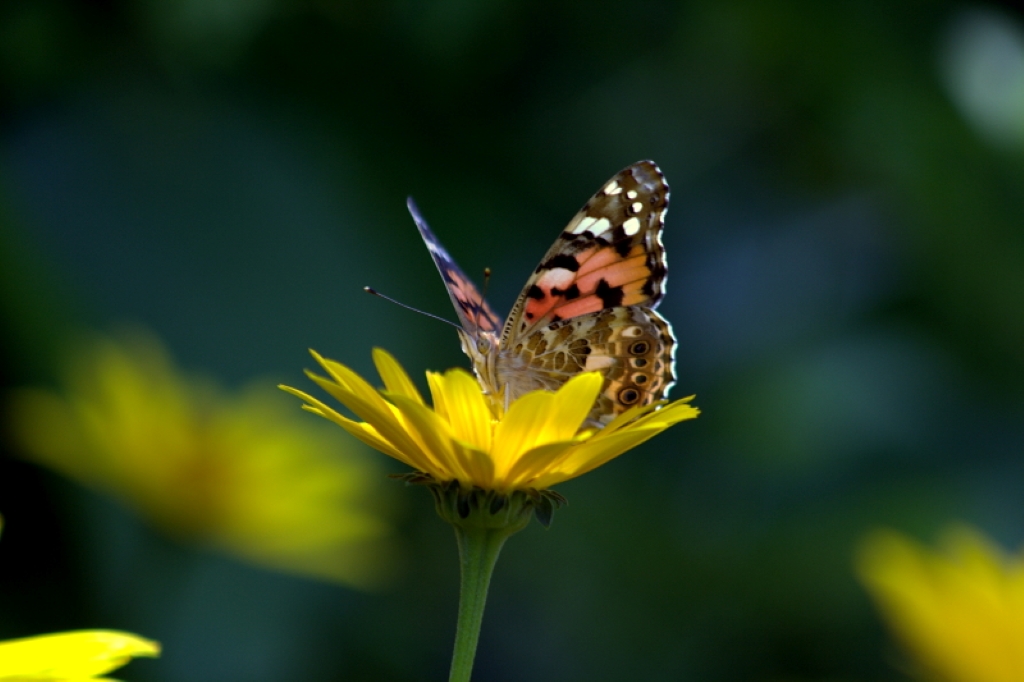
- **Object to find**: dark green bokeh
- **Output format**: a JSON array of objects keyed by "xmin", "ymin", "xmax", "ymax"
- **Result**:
[{"xmin": 2, "ymin": 2, "xmax": 1024, "ymax": 680}]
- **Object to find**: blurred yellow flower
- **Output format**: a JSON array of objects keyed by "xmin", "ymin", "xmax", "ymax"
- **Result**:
[
  {"xmin": 8, "ymin": 331, "xmax": 395, "ymax": 588},
  {"xmin": 281, "ymin": 349, "xmax": 698, "ymax": 494},
  {"xmin": 0, "ymin": 629, "xmax": 159, "ymax": 681},
  {"xmin": 857, "ymin": 525, "xmax": 1024, "ymax": 682}
]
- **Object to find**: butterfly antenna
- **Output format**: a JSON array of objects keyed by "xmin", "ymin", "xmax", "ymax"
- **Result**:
[
  {"xmin": 475, "ymin": 267, "xmax": 493, "ymax": 336},
  {"xmin": 363, "ymin": 287, "xmax": 463, "ymax": 331}
]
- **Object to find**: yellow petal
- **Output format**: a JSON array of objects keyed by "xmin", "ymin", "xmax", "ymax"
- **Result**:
[
  {"xmin": 503, "ymin": 440, "xmax": 577, "ymax": 489},
  {"xmin": 542, "ymin": 372, "xmax": 604, "ymax": 442},
  {"xmin": 488, "ymin": 374, "xmax": 600, "ymax": 479},
  {"xmin": 491, "ymin": 390, "xmax": 558, "ymax": 472},
  {"xmin": 279, "ymin": 385, "xmax": 405, "ymax": 460},
  {"xmin": 385, "ymin": 393, "xmax": 464, "ymax": 480},
  {"xmin": 309, "ymin": 405, "xmax": 411, "ymax": 464},
  {"xmin": 435, "ymin": 369, "xmax": 493, "ymax": 453},
  {"xmin": 598, "ymin": 400, "xmax": 659, "ymax": 435},
  {"xmin": 452, "ymin": 439, "xmax": 497, "ymax": 489},
  {"xmin": 599, "ymin": 397, "xmax": 700, "ymax": 438},
  {"xmin": 532, "ymin": 427, "xmax": 665, "ymax": 488},
  {"xmin": 425, "ymin": 372, "xmax": 449, "ymax": 422},
  {"xmin": 303, "ymin": 370, "xmax": 426, "ymax": 466},
  {"xmin": 0, "ymin": 629, "xmax": 159, "ymax": 678},
  {"xmin": 373, "ymin": 348, "xmax": 424, "ymax": 405},
  {"xmin": 309, "ymin": 353, "xmax": 396, "ymax": 419}
]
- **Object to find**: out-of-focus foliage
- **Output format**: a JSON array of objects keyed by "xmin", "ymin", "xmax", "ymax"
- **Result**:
[
  {"xmin": 1, "ymin": 1, "xmax": 1022, "ymax": 681},
  {"xmin": 8, "ymin": 330, "xmax": 396, "ymax": 588},
  {"xmin": 858, "ymin": 526, "xmax": 1024, "ymax": 682}
]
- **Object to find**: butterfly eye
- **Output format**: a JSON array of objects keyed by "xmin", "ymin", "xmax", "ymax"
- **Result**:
[{"xmin": 476, "ymin": 337, "xmax": 492, "ymax": 355}]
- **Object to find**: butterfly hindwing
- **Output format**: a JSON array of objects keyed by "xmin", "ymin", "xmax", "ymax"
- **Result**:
[{"xmin": 502, "ymin": 306, "xmax": 676, "ymax": 425}]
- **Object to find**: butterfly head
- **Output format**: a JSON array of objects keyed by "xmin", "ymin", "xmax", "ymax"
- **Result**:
[{"xmin": 457, "ymin": 328, "xmax": 503, "ymax": 402}]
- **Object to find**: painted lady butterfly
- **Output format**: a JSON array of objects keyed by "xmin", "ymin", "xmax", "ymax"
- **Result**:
[{"xmin": 409, "ymin": 160, "xmax": 676, "ymax": 427}]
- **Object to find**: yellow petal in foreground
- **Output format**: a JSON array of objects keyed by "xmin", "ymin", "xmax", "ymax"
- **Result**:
[
  {"xmin": 0, "ymin": 630, "xmax": 159, "ymax": 680},
  {"xmin": 282, "ymin": 349, "xmax": 699, "ymax": 502},
  {"xmin": 857, "ymin": 525, "xmax": 1024, "ymax": 682}
]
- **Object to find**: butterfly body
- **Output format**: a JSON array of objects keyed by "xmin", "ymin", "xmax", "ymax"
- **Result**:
[{"xmin": 410, "ymin": 160, "xmax": 676, "ymax": 427}]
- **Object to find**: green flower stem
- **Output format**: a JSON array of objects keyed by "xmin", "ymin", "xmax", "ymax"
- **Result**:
[
  {"xmin": 427, "ymin": 484, "xmax": 547, "ymax": 681},
  {"xmin": 448, "ymin": 524, "xmax": 514, "ymax": 682}
]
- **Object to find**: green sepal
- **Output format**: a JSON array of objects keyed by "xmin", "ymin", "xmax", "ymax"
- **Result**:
[{"xmin": 388, "ymin": 472, "xmax": 567, "ymax": 528}]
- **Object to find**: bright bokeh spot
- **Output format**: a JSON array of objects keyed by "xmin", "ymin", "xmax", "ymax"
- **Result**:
[{"xmin": 941, "ymin": 8, "xmax": 1024, "ymax": 150}]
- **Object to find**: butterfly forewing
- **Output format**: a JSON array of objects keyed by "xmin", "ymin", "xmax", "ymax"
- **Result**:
[
  {"xmin": 500, "ymin": 160, "xmax": 670, "ymax": 343},
  {"xmin": 407, "ymin": 198, "xmax": 502, "ymax": 333}
]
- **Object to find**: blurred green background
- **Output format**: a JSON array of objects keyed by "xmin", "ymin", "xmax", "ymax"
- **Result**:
[{"xmin": 2, "ymin": 1, "xmax": 1024, "ymax": 680}]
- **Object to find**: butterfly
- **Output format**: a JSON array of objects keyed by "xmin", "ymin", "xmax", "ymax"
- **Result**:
[{"xmin": 408, "ymin": 160, "xmax": 676, "ymax": 427}]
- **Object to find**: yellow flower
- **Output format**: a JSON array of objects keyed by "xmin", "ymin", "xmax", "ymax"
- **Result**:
[
  {"xmin": 8, "ymin": 331, "xmax": 395, "ymax": 588},
  {"xmin": 280, "ymin": 349, "xmax": 699, "ymax": 495},
  {"xmin": 0, "ymin": 629, "xmax": 158, "ymax": 681},
  {"xmin": 857, "ymin": 525, "xmax": 1024, "ymax": 682}
]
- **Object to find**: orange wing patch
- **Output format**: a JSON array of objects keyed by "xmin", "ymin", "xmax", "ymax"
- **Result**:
[
  {"xmin": 443, "ymin": 266, "xmax": 502, "ymax": 333},
  {"xmin": 522, "ymin": 244, "xmax": 654, "ymax": 324}
]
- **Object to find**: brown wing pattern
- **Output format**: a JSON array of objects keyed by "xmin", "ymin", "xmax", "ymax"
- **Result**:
[{"xmin": 498, "ymin": 307, "xmax": 676, "ymax": 426}]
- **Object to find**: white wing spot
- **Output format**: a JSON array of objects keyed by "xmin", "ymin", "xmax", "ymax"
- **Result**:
[
  {"xmin": 631, "ymin": 201, "xmax": 643, "ymax": 213},
  {"xmin": 570, "ymin": 215, "xmax": 599, "ymax": 234},
  {"xmin": 538, "ymin": 267, "xmax": 575, "ymax": 289},
  {"xmin": 622, "ymin": 217, "xmax": 642, "ymax": 236},
  {"xmin": 603, "ymin": 180, "xmax": 622, "ymax": 195},
  {"xmin": 658, "ymin": 208, "xmax": 668, "ymax": 222},
  {"xmin": 590, "ymin": 217, "xmax": 613, "ymax": 236},
  {"xmin": 585, "ymin": 354, "xmax": 615, "ymax": 371},
  {"xmin": 626, "ymin": 189, "xmax": 638, "ymax": 200}
]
